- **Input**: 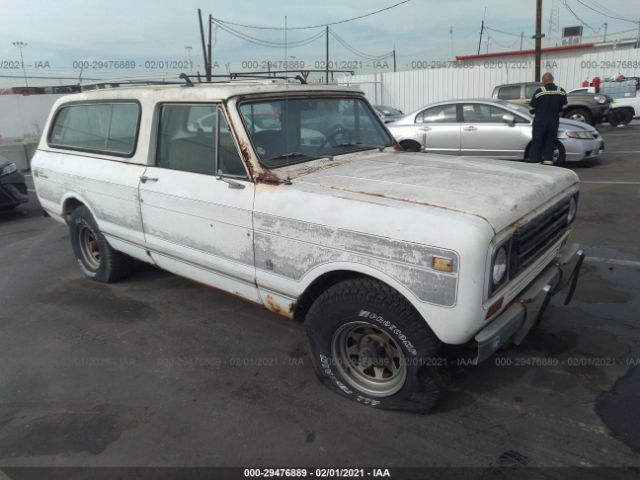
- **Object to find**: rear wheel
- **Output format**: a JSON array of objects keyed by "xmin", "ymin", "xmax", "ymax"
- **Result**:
[
  {"xmin": 608, "ymin": 108, "xmax": 633, "ymax": 127},
  {"xmin": 305, "ymin": 278, "xmax": 444, "ymax": 413},
  {"xmin": 564, "ymin": 108, "xmax": 593, "ymax": 125},
  {"xmin": 69, "ymin": 206, "xmax": 133, "ymax": 283}
]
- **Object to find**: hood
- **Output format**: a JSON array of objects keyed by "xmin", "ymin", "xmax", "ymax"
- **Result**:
[
  {"xmin": 296, "ymin": 151, "xmax": 579, "ymax": 233},
  {"xmin": 559, "ymin": 118, "xmax": 597, "ymax": 131}
]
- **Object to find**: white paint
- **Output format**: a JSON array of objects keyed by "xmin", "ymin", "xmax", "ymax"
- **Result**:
[
  {"xmin": 338, "ymin": 48, "xmax": 640, "ymax": 114},
  {"xmin": 31, "ymin": 83, "xmax": 582, "ymax": 346},
  {"xmin": 0, "ymin": 93, "xmax": 62, "ymax": 139}
]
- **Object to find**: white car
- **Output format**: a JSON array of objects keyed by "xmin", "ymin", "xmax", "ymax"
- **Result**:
[
  {"xmin": 31, "ymin": 81, "xmax": 584, "ymax": 413},
  {"xmin": 387, "ymin": 99, "xmax": 604, "ymax": 165}
]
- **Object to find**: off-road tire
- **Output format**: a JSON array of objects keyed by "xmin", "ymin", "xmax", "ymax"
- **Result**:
[
  {"xmin": 305, "ymin": 278, "xmax": 444, "ymax": 413},
  {"xmin": 69, "ymin": 206, "xmax": 133, "ymax": 283}
]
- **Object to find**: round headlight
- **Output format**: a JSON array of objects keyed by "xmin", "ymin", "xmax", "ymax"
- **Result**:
[
  {"xmin": 567, "ymin": 196, "xmax": 577, "ymax": 223},
  {"xmin": 492, "ymin": 247, "xmax": 508, "ymax": 286}
]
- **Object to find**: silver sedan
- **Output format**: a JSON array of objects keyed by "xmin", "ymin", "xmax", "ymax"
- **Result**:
[{"xmin": 387, "ymin": 99, "xmax": 604, "ymax": 166}]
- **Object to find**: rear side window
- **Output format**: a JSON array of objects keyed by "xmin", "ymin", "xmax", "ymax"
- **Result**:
[
  {"xmin": 496, "ymin": 86, "xmax": 521, "ymax": 100},
  {"xmin": 524, "ymin": 85, "xmax": 540, "ymax": 98},
  {"xmin": 49, "ymin": 102, "xmax": 139, "ymax": 156}
]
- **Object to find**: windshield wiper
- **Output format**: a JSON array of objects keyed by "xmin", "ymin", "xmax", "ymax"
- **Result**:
[
  {"xmin": 266, "ymin": 152, "xmax": 332, "ymax": 162},
  {"xmin": 331, "ymin": 143, "xmax": 385, "ymax": 151}
]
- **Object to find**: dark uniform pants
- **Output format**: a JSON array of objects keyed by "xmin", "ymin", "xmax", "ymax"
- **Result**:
[{"xmin": 529, "ymin": 120, "xmax": 559, "ymax": 163}]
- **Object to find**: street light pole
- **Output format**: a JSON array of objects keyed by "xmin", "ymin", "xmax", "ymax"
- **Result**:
[{"xmin": 12, "ymin": 41, "xmax": 28, "ymax": 87}]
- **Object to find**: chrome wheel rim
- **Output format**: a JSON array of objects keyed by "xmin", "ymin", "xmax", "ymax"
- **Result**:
[
  {"xmin": 331, "ymin": 321, "xmax": 407, "ymax": 397},
  {"xmin": 553, "ymin": 146, "xmax": 560, "ymax": 163},
  {"xmin": 570, "ymin": 113, "xmax": 587, "ymax": 123},
  {"xmin": 78, "ymin": 225, "xmax": 101, "ymax": 270}
]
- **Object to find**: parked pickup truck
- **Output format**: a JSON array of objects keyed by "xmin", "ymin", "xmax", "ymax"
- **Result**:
[
  {"xmin": 493, "ymin": 82, "xmax": 611, "ymax": 125},
  {"xmin": 31, "ymin": 80, "xmax": 584, "ymax": 413}
]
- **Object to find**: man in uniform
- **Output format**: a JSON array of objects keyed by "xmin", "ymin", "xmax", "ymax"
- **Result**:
[{"xmin": 528, "ymin": 72, "xmax": 568, "ymax": 165}]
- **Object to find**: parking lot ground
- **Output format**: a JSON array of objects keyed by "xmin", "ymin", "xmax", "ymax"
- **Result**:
[{"xmin": 0, "ymin": 124, "xmax": 639, "ymax": 469}]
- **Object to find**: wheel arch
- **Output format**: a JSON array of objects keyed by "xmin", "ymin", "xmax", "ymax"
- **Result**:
[
  {"xmin": 293, "ymin": 263, "xmax": 428, "ymax": 326},
  {"xmin": 60, "ymin": 193, "xmax": 97, "ymax": 224}
]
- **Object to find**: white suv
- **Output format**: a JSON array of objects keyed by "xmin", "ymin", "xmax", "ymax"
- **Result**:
[{"xmin": 31, "ymin": 80, "xmax": 584, "ymax": 412}]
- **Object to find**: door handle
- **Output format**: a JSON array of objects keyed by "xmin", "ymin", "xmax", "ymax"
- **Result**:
[
  {"xmin": 419, "ymin": 126, "xmax": 431, "ymax": 131},
  {"xmin": 140, "ymin": 175, "xmax": 159, "ymax": 183},
  {"xmin": 463, "ymin": 126, "xmax": 478, "ymax": 131}
]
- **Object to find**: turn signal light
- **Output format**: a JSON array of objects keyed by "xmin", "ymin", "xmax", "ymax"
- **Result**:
[{"xmin": 432, "ymin": 256, "xmax": 453, "ymax": 272}]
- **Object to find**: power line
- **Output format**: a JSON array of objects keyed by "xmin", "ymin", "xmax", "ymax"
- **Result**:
[
  {"xmin": 484, "ymin": 25, "xmax": 523, "ymax": 37},
  {"xmin": 574, "ymin": 0, "xmax": 640, "ymax": 24},
  {"xmin": 562, "ymin": 0, "xmax": 604, "ymax": 32},
  {"xmin": 329, "ymin": 28, "xmax": 393, "ymax": 61},
  {"xmin": 211, "ymin": 0, "xmax": 412, "ymax": 30},
  {"xmin": 213, "ymin": 20, "xmax": 325, "ymax": 48}
]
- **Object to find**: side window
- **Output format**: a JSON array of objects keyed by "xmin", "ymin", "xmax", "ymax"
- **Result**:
[
  {"xmin": 157, "ymin": 104, "xmax": 216, "ymax": 175},
  {"xmin": 217, "ymin": 112, "xmax": 247, "ymax": 177},
  {"xmin": 156, "ymin": 104, "xmax": 246, "ymax": 177},
  {"xmin": 496, "ymin": 86, "xmax": 521, "ymax": 100},
  {"xmin": 49, "ymin": 103, "xmax": 139, "ymax": 155},
  {"xmin": 461, "ymin": 104, "xmax": 492, "ymax": 123},
  {"xmin": 416, "ymin": 104, "xmax": 458, "ymax": 123},
  {"xmin": 524, "ymin": 85, "xmax": 539, "ymax": 98},
  {"xmin": 461, "ymin": 104, "xmax": 525, "ymax": 123}
]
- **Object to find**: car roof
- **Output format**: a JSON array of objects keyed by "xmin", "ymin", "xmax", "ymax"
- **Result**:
[{"xmin": 55, "ymin": 81, "xmax": 362, "ymax": 104}]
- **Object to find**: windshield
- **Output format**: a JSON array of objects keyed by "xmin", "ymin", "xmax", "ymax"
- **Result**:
[{"xmin": 239, "ymin": 97, "xmax": 393, "ymax": 167}]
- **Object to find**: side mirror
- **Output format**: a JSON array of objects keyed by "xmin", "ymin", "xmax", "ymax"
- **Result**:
[{"xmin": 502, "ymin": 113, "xmax": 516, "ymax": 126}]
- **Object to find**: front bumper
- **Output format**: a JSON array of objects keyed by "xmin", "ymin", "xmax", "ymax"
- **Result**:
[
  {"xmin": 474, "ymin": 243, "xmax": 585, "ymax": 363},
  {"xmin": 564, "ymin": 137, "xmax": 605, "ymax": 162},
  {"xmin": 0, "ymin": 171, "xmax": 29, "ymax": 208}
]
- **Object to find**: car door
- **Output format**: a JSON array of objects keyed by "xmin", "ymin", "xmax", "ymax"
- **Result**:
[
  {"xmin": 459, "ymin": 103, "xmax": 529, "ymax": 159},
  {"xmin": 138, "ymin": 103, "xmax": 259, "ymax": 302},
  {"xmin": 415, "ymin": 104, "xmax": 461, "ymax": 154}
]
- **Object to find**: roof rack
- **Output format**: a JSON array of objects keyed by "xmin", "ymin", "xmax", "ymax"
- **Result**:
[{"xmin": 78, "ymin": 69, "xmax": 356, "ymax": 91}]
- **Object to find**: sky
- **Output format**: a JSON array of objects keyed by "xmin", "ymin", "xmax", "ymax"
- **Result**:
[{"xmin": 0, "ymin": 0, "xmax": 639, "ymax": 87}]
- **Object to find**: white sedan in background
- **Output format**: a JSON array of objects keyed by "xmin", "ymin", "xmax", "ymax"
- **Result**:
[{"xmin": 387, "ymin": 99, "xmax": 604, "ymax": 166}]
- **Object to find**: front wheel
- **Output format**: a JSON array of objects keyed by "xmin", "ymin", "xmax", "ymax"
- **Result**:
[
  {"xmin": 69, "ymin": 206, "xmax": 133, "ymax": 283},
  {"xmin": 552, "ymin": 141, "xmax": 566, "ymax": 166},
  {"xmin": 564, "ymin": 108, "xmax": 593, "ymax": 125},
  {"xmin": 305, "ymin": 278, "xmax": 444, "ymax": 413}
]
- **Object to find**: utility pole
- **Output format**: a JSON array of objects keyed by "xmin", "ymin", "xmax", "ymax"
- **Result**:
[
  {"xmin": 207, "ymin": 14, "xmax": 213, "ymax": 80},
  {"xmin": 520, "ymin": 32, "xmax": 524, "ymax": 50},
  {"xmin": 325, "ymin": 25, "xmax": 329, "ymax": 84},
  {"xmin": 393, "ymin": 49, "xmax": 396, "ymax": 72},
  {"xmin": 532, "ymin": 0, "xmax": 545, "ymax": 82},
  {"xmin": 197, "ymin": 9, "xmax": 209, "ymax": 80},
  {"xmin": 477, "ymin": 7, "xmax": 486, "ymax": 55},
  {"xmin": 12, "ymin": 41, "xmax": 28, "ymax": 87}
]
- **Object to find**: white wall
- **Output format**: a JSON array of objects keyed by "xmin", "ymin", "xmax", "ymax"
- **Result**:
[
  {"xmin": 339, "ymin": 48, "xmax": 640, "ymax": 114},
  {"xmin": 0, "ymin": 94, "xmax": 62, "ymax": 140}
]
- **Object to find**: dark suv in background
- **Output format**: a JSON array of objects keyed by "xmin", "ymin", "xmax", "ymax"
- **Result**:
[
  {"xmin": 0, "ymin": 154, "xmax": 28, "ymax": 211},
  {"xmin": 492, "ymin": 82, "xmax": 611, "ymax": 125}
]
